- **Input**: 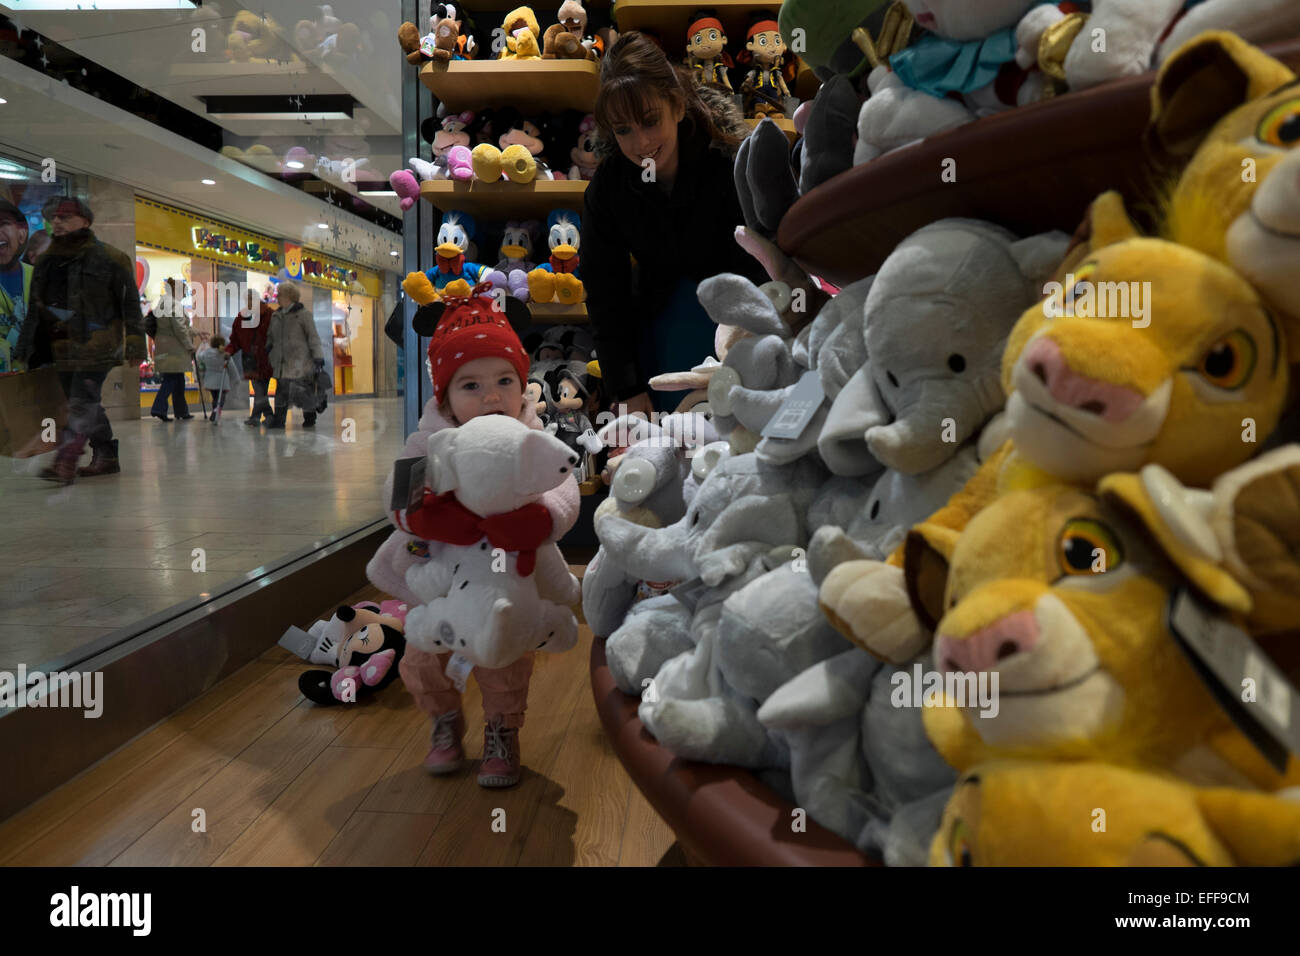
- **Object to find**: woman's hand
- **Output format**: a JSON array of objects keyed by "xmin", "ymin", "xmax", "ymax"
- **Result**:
[{"xmin": 619, "ymin": 391, "xmax": 655, "ymax": 421}]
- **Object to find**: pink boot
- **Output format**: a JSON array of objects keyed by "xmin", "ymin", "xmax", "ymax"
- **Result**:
[
  {"xmin": 389, "ymin": 169, "xmax": 420, "ymax": 211},
  {"xmin": 446, "ymin": 145, "xmax": 473, "ymax": 182},
  {"xmin": 422, "ymin": 710, "xmax": 465, "ymax": 775},
  {"xmin": 477, "ymin": 716, "xmax": 521, "ymax": 788}
]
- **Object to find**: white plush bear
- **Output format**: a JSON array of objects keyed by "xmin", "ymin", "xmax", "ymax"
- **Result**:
[
  {"xmin": 854, "ymin": 0, "xmax": 1060, "ymax": 165},
  {"xmin": 403, "ymin": 415, "xmax": 582, "ymax": 671}
]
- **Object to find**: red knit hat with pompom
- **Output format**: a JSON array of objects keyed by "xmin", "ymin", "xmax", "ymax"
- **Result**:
[{"xmin": 427, "ymin": 281, "xmax": 530, "ymax": 405}]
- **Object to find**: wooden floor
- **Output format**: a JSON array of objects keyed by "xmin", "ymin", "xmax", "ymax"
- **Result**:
[{"xmin": 0, "ymin": 583, "xmax": 683, "ymax": 867}]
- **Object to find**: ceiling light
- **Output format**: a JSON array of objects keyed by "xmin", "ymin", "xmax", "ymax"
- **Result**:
[
  {"xmin": 318, "ymin": 223, "xmax": 330, "ymax": 229},
  {"xmin": 0, "ymin": 98, "xmax": 7, "ymax": 105},
  {"xmin": 390, "ymin": 251, "xmax": 399, "ymax": 257},
  {"xmin": 201, "ymin": 179, "xmax": 216, "ymax": 185},
  {"xmin": 285, "ymin": 161, "xmax": 305, "ymax": 170},
  {"xmin": 359, "ymin": 189, "xmax": 398, "ymax": 197},
  {"xmin": 210, "ymin": 112, "xmax": 352, "ymax": 121}
]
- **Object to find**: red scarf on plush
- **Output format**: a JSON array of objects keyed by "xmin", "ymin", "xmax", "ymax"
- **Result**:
[
  {"xmin": 404, "ymin": 490, "xmax": 553, "ymax": 576},
  {"xmin": 549, "ymin": 253, "xmax": 579, "ymax": 274}
]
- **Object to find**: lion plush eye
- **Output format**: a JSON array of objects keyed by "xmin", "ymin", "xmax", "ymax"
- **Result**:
[
  {"xmin": 1198, "ymin": 329, "xmax": 1257, "ymax": 390},
  {"xmin": 1058, "ymin": 518, "xmax": 1124, "ymax": 576},
  {"xmin": 1257, "ymin": 99, "xmax": 1300, "ymax": 148},
  {"xmin": 947, "ymin": 818, "xmax": 974, "ymax": 867}
]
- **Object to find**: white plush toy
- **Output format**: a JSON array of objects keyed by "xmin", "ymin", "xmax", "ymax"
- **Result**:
[
  {"xmin": 1018, "ymin": 1, "xmax": 1300, "ymax": 94},
  {"xmin": 403, "ymin": 415, "xmax": 582, "ymax": 671},
  {"xmin": 855, "ymin": 0, "xmax": 1069, "ymax": 164}
]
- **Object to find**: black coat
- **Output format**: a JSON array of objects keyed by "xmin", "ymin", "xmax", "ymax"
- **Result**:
[
  {"xmin": 582, "ymin": 121, "xmax": 767, "ymax": 401},
  {"xmin": 18, "ymin": 228, "xmax": 146, "ymax": 371}
]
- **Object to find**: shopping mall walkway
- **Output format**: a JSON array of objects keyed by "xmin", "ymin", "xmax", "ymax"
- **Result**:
[
  {"xmin": 0, "ymin": 582, "xmax": 682, "ymax": 867},
  {"xmin": 0, "ymin": 398, "xmax": 406, "ymax": 672}
]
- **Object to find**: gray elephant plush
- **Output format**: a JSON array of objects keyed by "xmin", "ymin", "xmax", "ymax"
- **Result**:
[
  {"xmin": 758, "ymin": 646, "xmax": 957, "ymax": 864},
  {"xmin": 817, "ymin": 219, "xmax": 1069, "ymax": 477},
  {"xmin": 581, "ymin": 412, "xmax": 716, "ymax": 641},
  {"xmin": 597, "ymin": 451, "xmax": 825, "ymax": 766}
]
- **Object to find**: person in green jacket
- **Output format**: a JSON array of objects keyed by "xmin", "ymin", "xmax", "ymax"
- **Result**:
[{"xmin": 0, "ymin": 197, "xmax": 34, "ymax": 374}]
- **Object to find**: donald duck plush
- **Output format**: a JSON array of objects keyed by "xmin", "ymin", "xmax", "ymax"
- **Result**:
[
  {"xmin": 527, "ymin": 209, "xmax": 585, "ymax": 305},
  {"xmin": 401, "ymin": 211, "xmax": 498, "ymax": 306}
]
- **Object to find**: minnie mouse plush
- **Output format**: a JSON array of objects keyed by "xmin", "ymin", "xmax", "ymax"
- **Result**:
[{"xmin": 296, "ymin": 601, "xmax": 410, "ymax": 705}]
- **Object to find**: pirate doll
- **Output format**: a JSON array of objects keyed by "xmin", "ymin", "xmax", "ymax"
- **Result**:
[
  {"xmin": 739, "ymin": 17, "xmax": 790, "ymax": 119},
  {"xmin": 684, "ymin": 11, "xmax": 733, "ymax": 92}
]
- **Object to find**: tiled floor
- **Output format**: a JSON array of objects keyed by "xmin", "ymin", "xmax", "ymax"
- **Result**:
[{"xmin": 0, "ymin": 397, "xmax": 406, "ymax": 672}]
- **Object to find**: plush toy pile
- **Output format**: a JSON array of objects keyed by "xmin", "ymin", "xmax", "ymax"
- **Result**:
[{"xmin": 583, "ymin": 27, "xmax": 1300, "ymax": 867}]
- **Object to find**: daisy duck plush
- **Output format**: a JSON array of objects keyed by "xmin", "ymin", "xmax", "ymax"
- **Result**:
[
  {"xmin": 402, "ymin": 211, "xmax": 505, "ymax": 306},
  {"xmin": 854, "ymin": 0, "xmax": 1078, "ymax": 165},
  {"xmin": 495, "ymin": 219, "xmax": 542, "ymax": 302},
  {"xmin": 526, "ymin": 209, "xmax": 584, "ymax": 305}
]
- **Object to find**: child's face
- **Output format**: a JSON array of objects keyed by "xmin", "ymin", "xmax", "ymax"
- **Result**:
[{"xmin": 445, "ymin": 357, "xmax": 524, "ymax": 424}]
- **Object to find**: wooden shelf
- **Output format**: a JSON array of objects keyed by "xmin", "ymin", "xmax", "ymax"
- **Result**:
[
  {"xmin": 419, "ymin": 58, "xmax": 600, "ymax": 114},
  {"xmin": 579, "ymin": 478, "xmax": 604, "ymax": 496},
  {"xmin": 528, "ymin": 302, "xmax": 589, "ymax": 324},
  {"xmin": 612, "ymin": 0, "xmax": 781, "ymax": 58},
  {"xmin": 421, "ymin": 178, "xmax": 586, "ymax": 219},
  {"xmin": 745, "ymin": 116, "xmax": 797, "ymax": 146},
  {"xmin": 777, "ymin": 39, "xmax": 1300, "ymax": 289}
]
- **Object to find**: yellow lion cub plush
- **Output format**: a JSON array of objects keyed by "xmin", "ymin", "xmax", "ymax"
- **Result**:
[
  {"xmin": 931, "ymin": 761, "xmax": 1300, "ymax": 867},
  {"xmin": 821, "ymin": 193, "xmax": 1293, "ymax": 663},
  {"xmin": 906, "ymin": 476, "xmax": 1299, "ymax": 792},
  {"xmin": 1151, "ymin": 31, "xmax": 1300, "ymax": 340}
]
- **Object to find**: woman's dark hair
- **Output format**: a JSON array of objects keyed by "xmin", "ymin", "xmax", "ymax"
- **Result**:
[{"xmin": 594, "ymin": 30, "xmax": 743, "ymax": 152}]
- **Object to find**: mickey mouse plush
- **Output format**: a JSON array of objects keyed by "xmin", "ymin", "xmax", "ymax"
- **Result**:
[
  {"xmin": 297, "ymin": 601, "xmax": 409, "ymax": 705},
  {"xmin": 543, "ymin": 361, "xmax": 603, "ymax": 479}
]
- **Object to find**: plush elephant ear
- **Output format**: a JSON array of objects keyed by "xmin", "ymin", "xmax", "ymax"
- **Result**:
[
  {"xmin": 411, "ymin": 302, "xmax": 446, "ymax": 337},
  {"xmin": 696, "ymin": 493, "xmax": 801, "ymax": 555},
  {"xmin": 903, "ymin": 523, "xmax": 962, "ymax": 632},
  {"xmin": 1147, "ymin": 31, "xmax": 1295, "ymax": 164},
  {"xmin": 697, "ymin": 273, "xmax": 788, "ymax": 339},
  {"xmin": 1007, "ymin": 230, "xmax": 1071, "ymax": 292},
  {"xmin": 1097, "ymin": 467, "xmax": 1252, "ymax": 616},
  {"xmin": 426, "ymin": 428, "xmax": 461, "ymax": 494}
]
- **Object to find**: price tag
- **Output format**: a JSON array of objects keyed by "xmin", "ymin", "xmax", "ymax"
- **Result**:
[
  {"xmin": 1167, "ymin": 588, "xmax": 1300, "ymax": 773},
  {"xmin": 761, "ymin": 370, "xmax": 826, "ymax": 440},
  {"xmin": 445, "ymin": 653, "xmax": 473, "ymax": 692}
]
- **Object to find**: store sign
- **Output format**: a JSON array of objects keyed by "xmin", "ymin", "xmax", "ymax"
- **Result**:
[
  {"xmin": 301, "ymin": 253, "xmax": 356, "ymax": 287},
  {"xmin": 284, "ymin": 240, "xmax": 380, "ymax": 297},
  {"xmin": 191, "ymin": 227, "xmax": 281, "ymax": 269}
]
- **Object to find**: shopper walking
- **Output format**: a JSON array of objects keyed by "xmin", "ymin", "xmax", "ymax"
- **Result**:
[
  {"xmin": 583, "ymin": 31, "xmax": 768, "ymax": 416},
  {"xmin": 227, "ymin": 286, "xmax": 274, "ymax": 425},
  {"xmin": 196, "ymin": 334, "xmax": 240, "ymax": 421},
  {"xmin": 149, "ymin": 278, "xmax": 196, "ymax": 422},
  {"xmin": 265, "ymin": 280, "xmax": 324, "ymax": 429},
  {"xmin": 15, "ymin": 197, "xmax": 145, "ymax": 483}
]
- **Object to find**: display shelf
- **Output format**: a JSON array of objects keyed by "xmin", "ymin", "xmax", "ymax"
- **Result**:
[
  {"xmin": 745, "ymin": 115, "xmax": 797, "ymax": 146},
  {"xmin": 590, "ymin": 638, "xmax": 875, "ymax": 866},
  {"xmin": 419, "ymin": 58, "xmax": 600, "ymax": 114},
  {"xmin": 579, "ymin": 477, "xmax": 604, "ymax": 496},
  {"xmin": 528, "ymin": 302, "xmax": 588, "ymax": 324},
  {"xmin": 611, "ymin": 0, "xmax": 781, "ymax": 58},
  {"xmin": 776, "ymin": 39, "xmax": 1300, "ymax": 289},
  {"xmin": 421, "ymin": 177, "xmax": 586, "ymax": 219}
]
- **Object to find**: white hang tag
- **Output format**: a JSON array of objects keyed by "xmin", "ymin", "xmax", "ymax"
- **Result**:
[
  {"xmin": 761, "ymin": 370, "xmax": 825, "ymax": 440},
  {"xmin": 1167, "ymin": 588, "xmax": 1300, "ymax": 773},
  {"xmin": 445, "ymin": 652, "xmax": 474, "ymax": 692}
]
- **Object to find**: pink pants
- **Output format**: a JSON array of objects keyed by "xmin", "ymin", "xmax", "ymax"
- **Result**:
[{"xmin": 399, "ymin": 646, "xmax": 535, "ymax": 729}]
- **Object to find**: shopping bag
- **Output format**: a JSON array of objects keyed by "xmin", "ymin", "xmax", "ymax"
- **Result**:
[{"xmin": 0, "ymin": 367, "xmax": 69, "ymax": 457}]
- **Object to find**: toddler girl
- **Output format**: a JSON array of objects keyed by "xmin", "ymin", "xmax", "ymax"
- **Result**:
[
  {"xmin": 195, "ymin": 334, "xmax": 233, "ymax": 421},
  {"xmin": 376, "ymin": 286, "xmax": 579, "ymax": 787}
]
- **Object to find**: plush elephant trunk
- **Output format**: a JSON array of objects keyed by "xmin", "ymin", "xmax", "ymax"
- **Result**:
[
  {"xmin": 594, "ymin": 514, "xmax": 697, "ymax": 582},
  {"xmin": 867, "ymin": 376, "xmax": 1000, "ymax": 475}
]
